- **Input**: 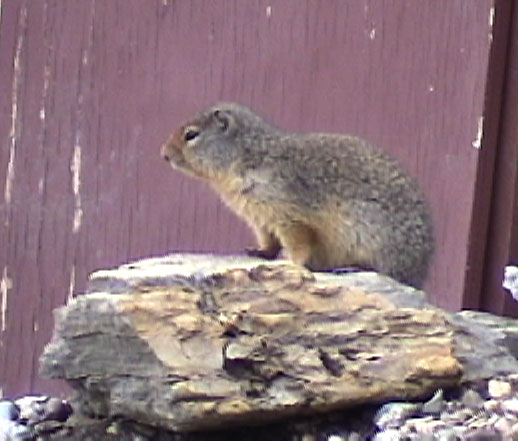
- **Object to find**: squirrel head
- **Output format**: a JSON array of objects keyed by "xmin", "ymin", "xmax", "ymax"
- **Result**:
[{"xmin": 161, "ymin": 102, "xmax": 277, "ymax": 180}]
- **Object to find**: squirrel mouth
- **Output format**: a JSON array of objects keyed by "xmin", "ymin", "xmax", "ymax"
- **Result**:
[
  {"xmin": 162, "ymin": 150, "xmax": 204, "ymax": 178},
  {"xmin": 166, "ymin": 155, "xmax": 188, "ymax": 171}
]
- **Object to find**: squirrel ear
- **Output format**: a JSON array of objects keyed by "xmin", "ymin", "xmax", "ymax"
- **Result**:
[{"xmin": 213, "ymin": 109, "xmax": 232, "ymax": 132}]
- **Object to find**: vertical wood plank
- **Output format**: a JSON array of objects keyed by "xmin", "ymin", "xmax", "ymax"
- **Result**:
[
  {"xmin": 461, "ymin": 0, "xmax": 513, "ymax": 309},
  {"xmin": 478, "ymin": 1, "xmax": 518, "ymax": 315}
]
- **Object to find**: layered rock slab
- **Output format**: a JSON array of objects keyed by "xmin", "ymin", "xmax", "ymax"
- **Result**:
[{"xmin": 40, "ymin": 255, "xmax": 463, "ymax": 432}]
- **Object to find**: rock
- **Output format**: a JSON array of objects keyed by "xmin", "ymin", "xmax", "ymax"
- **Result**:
[
  {"xmin": 441, "ymin": 408, "xmax": 473, "ymax": 424},
  {"xmin": 372, "ymin": 429, "xmax": 405, "ymax": 441},
  {"xmin": 509, "ymin": 422, "xmax": 518, "ymax": 441},
  {"xmin": 446, "ymin": 311, "xmax": 518, "ymax": 382},
  {"xmin": 348, "ymin": 432, "xmax": 361, "ymax": 441},
  {"xmin": 435, "ymin": 428, "xmax": 458, "ymax": 441},
  {"xmin": 410, "ymin": 417, "xmax": 445, "ymax": 434},
  {"xmin": 503, "ymin": 266, "xmax": 518, "ymax": 301},
  {"xmin": 327, "ymin": 435, "xmax": 347, "ymax": 441},
  {"xmin": 461, "ymin": 389, "xmax": 485, "ymax": 409},
  {"xmin": 494, "ymin": 417, "xmax": 516, "ymax": 438},
  {"xmin": 502, "ymin": 399, "xmax": 518, "ymax": 415},
  {"xmin": 375, "ymin": 403, "xmax": 422, "ymax": 430},
  {"xmin": 422, "ymin": 390, "xmax": 446, "ymax": 416},
  {"xmin": 0, "ymin": 402, "xmax": 19, "ymax": 422},
  {"xmin": 15, "ymin": 396, "xmax": 72, "ymax": 425},
  {"xmin": 488, "ymin": 380, "xmax": 513, "ymax": 399},
  {"xmin": 463, "ymin": 427, "xmax": 502, "ymax": 441},
  {"xmin": 483, "ymin": 400, "xmax": 501, "ymax": 413},
  {"xmin": 40, "ymin": 254, "xmax": 463, "ymax": 432},
  {"xmin": 0, "ymin": 419, "xmax": 33, "ymax": 441},
  {"xmin": 39, "ymin": 254, "xmax": 518, "ymax": 436}
]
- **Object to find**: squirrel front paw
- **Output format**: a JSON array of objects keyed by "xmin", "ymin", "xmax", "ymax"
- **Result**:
[{"xmin": 245, "ymin": 247, "xmax": 280, "ymax": 260}]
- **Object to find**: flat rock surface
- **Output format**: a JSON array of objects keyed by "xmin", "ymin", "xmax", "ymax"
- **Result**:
[{"xmin": 39, "ymin": 254, "xmax": 518, "ymax": 432}]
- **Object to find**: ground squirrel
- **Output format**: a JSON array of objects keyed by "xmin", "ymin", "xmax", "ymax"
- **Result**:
[{"xmin": 161, "ymin": 103, "xmax": 434, "ymax": 288}]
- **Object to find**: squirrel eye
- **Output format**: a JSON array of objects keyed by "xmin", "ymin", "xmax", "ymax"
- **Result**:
[{"xmin": 184, "ymin": 127, "xmax": 200, "ymax": 142}]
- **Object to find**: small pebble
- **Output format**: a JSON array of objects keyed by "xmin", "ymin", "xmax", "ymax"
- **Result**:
[
  {"xmin": 486, "ymin": 414, "xmax": 501, "ymax": 426},
  {"xmin": 441, "ymin": 408, "xmax": 474, "ymax": 424},
  {"xmin": 375, "ymin": 403, "xmax": 422, "ymax": 429},
  {"xmin": 327, "ymin": 435, "xmax": 346, "ymax": 441},
  {"xmin": 461, "ymin": 389, "xmax": 485, "ymax": 409},
  {"xmin": 494, "ymin": 416, "xmax": 515, "ymax": 437},
  {"xmin": 372, "ymin": 429, "xmax": 405, "ymax": 441},
  {"xmin": 463, "ymin": 427, "xmax": 502, "ymax": 441},
  {"xmin": 300, "ymin": 432, "xmax": 316, "ymax": 441},
  {"xmin": 0, "ymin": 401, "xmax": 19, "ymax": 421},
  {"xmin": 0, "ymin": 419, "xmax": 33, "ymax": 440},
  {"xmin": 414, "ymin": 419, "xmax": 446, "ymax": 434},
  {"xmin": 435, "ymin": 428, "xmax": 458, "ymax": 441},
  {"xmin": 445, "ymin": 401, "xmax": 464, "ymax": 413},
  {"xmin": 411, "ymin": 433, "xmax": 436, "ymax": 441},
  {"xmin": 423, "ymin": 390, "xmax": 446, "ymax": 416},
  {"xmin": 509, "ymin": 422, "xmax": 518, "ymax": 441},
  {"xmin": 15, "ymin": 396, "xmax": 47, "ymax": 423},
  {"xmin": 502, "ymin": 399, "xmax": 518, "ymax": 415},
  {"xmin": 348, "ymin": 432, "xmax": 361, "ymax": 441},
  {"xmin": 406, "ymin": 416, "xmax": 434, "ymax": 430},
  {"xmin": 33, "ymin": 420, "xmax": 64, "ymax": 436},
  {"xmin": 106, "ymin": 423, "xmax": 120, "ymax": 435},
  {"xmin": 400, "ymin": 425, "xmax": 413, "ymax": 437},
  {"xmin": 506, "ymin": 373, "xmax": 518, "ymax": 383},
  {"xmin": 467, "ymin": 414, "xmax": 493, "ymax": 429},
  {"xmin": 483, "ymin": 400, "xmax": 501, "ymax": 413},
  {"xmin": 15, "ymin": 395, "xmax": 72, "ymax": 425},
  {"xmin": 488, "ymin": 380, "xmax": 513, "ymax": 399},
  {"xmin": 44, "ymin": 397, "xmax": 72, "ymax": 422},
  {"xmin": 451, "ymin": 425, "xmax": 469, "ymax": 437},
  {"xmin": 503, "ymin": 265, "xmax": 518, "ymax": 300}
]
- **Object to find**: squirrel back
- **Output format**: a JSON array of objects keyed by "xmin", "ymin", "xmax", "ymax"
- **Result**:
[{"xmin": 161, "ymin": 103, "xmax": 434, "ymax": 288}]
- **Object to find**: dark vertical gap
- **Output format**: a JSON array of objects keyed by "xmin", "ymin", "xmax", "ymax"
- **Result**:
[
  {"xmin": 462, "ymin": 0, "xmax": 513, "ymax": 310},
  {"xmin": 479, "ymin": 1, "xmax": 518, "ymax": 316}
]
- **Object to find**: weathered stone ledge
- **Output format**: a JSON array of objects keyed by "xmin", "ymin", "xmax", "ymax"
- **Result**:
[{"xmin": 40, "ymin": 254, "xmax": 518, "ymax": 433}]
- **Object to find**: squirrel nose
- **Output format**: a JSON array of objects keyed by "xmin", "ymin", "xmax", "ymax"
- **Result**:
[{"xmin": 160, "ymin": 144, "xmax": 171, "ymax": 162}]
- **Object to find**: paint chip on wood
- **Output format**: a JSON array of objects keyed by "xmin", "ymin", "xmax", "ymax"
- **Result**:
[
  {"xmin": 38, "ymin": 177, "xmax": 44, "ymax": 194},
  {"xmin": 5, "ymin": 8, "xmax": 26, "ymax": 210},
  {"xmin": 0, "ymin": 268, "xmax": 12, "ymax": 332},
  {"xmin": 40, "ymin": 66, "xmax": 51, "ymax": 123},
  {"xmin": 488, "ymin": 7, "xmax": 495, "ymax": 28},
  {"xmin": 488, "ymin": 7, "xmax": 495, "ymax": 43},
  {"xmin": 71, "ymin": 144, "xmax": 83, "ymax": 232},
  {"xmin": 68, "ymin": 266, "xmax": 76, "ymax": 303},
  {"xmin": 472, "ymin": 117, "xmax": 484, "ymax": 149}
]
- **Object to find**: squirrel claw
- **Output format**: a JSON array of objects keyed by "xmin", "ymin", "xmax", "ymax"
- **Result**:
[{"xmin": 245, "ymin": 247, "xmax": 280, "ymax": 260}]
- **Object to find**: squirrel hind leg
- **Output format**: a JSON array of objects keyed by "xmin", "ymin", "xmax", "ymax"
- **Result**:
[
  {"xmin": 276, "ymin": 223, "xmax": 328, "ymax": 269},
  {"xmin": 279, "ymin": 223, "xmax": 376, "ymax": 273}
]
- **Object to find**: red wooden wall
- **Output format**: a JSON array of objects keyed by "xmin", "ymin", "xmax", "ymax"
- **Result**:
[{"xmin": 0, "ymin": 0, "xmax": 516, "ymax": 396}]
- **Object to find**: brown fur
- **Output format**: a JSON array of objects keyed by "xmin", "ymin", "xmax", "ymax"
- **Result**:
[{"xmin": 161, "ymin": 103, "xmax": 434, "ymax": 288}]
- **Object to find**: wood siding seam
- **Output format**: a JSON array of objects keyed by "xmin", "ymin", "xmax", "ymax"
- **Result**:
[
  {"xmin": 479, "ymin": 0, "xmax": 518, "ymax": 315},
  {"xmin": 462, "ymin": 0, "xmax": 514, "ymax": 310}
]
